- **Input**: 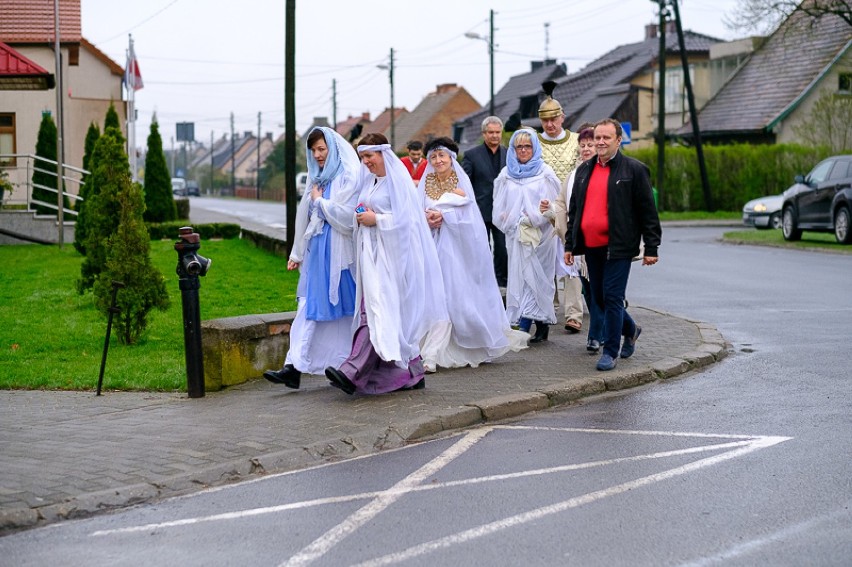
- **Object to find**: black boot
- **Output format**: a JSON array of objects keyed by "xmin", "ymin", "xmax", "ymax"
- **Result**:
[
  {"xmin": 530, "ymin": 321, "xmax": 550, "ymax": 343},
  {"xmin": 263, "ymin": 364, "xmax": 301, "ymax": 389}
]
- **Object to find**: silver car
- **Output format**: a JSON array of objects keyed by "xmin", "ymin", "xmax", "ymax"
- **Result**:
[{"xmin": 742, "ymin": 195, "xmax": 783, "ymax": 229}]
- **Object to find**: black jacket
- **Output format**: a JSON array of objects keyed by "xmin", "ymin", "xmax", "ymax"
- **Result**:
[
  {"xmin": 461, "ymin": 143, "xmax": 506, "ymax": 223},
  {"xmin": 565, "ymin": 151, "xmax": 661, "ymax": 259}
]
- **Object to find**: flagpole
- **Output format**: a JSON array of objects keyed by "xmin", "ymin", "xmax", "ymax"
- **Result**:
[{"xmin": 127, "ymin": 35, "xmax": 137, "ymax": 182}]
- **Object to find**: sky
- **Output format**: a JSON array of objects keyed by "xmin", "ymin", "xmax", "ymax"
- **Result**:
[{"xmin": 79, "ymin": 0, "xmax": 744, "ymax": 149}]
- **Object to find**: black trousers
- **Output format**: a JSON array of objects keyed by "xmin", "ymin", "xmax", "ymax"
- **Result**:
[{"xmin": 486, "ymin": 221, "xmax": 508, "ymax": 288}]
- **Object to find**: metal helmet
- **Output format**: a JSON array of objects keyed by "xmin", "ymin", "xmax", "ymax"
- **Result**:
[{"xmin": 538, "ymin": 80, "xmax": 563, "ymax": 119}]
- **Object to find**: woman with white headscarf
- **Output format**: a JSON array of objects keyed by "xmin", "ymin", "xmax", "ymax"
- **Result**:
[
  {"xmin": 418, "ymin": 137, "xmax": 528, "ymax": 370},
  {"xmin": 493, "ymin": 128, "xmax": 561, "ymax": 343},
  {"xmin": 263, "ymin": 126, "xmax": 361, "ymax": 388},
  {"xmin": 324, "ymin": 133, "xmax": 451, "ymax": 395}
]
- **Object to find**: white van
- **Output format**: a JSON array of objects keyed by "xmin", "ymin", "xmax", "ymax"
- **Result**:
[
  {"xmin": 296, "ymin": 172, "xmax": 308, "ymax": 197},
  {"xmin": 171, "ymin": 178, "xmax": 187, "ymax": 196}
]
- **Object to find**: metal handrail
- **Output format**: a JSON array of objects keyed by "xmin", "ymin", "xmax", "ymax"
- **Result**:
[{"xmin": 0, "ymin": 153, "xmax": 88, "ymax": 212}]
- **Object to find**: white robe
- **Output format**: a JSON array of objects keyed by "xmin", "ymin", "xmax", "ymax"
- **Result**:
[
  {"xmin": 284, "ymin": 128, "xmax": 361, "ymax": 375},
  {"xmin": 421, "ymin": 183, "xmax": 528, "ymax": 368},
  {"xmin": 493, "ymin": 164, "xmax": 561, "ymax": 325},
  {"xmin": 353, "ymin": 174, "xmax": 451, "ymax": 368}
]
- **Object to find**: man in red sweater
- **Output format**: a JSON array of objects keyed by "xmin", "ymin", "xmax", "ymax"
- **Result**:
[
  {"xmin": 563, "ymin": 118, "xmax": 662, "ymax": 372},
  {"xmin": 400, "ymin": 140, "xmax": 426, "ymax": 184}
]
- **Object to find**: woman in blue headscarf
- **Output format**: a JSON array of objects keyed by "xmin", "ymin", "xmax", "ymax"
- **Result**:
[
  {"xmin": 263, "ymin": 127, "xmax": 361, "ymax": 388},
  {"xmin": 492, "ymin": 128, "xmax": 561, "ymax": 343}
]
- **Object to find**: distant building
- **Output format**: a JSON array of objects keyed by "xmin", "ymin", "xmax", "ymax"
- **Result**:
[{"xmin": 390, "ymin": 83, "xmax": 480, "ymax": 154}]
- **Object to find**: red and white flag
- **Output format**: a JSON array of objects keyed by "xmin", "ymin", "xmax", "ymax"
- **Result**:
[{"xmin": 125, "ymin": 37, "xmax": 144, "ymax": 92}]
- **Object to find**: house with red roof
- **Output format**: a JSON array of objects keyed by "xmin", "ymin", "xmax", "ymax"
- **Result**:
[{"xmin": 1, "ymin": 0, "xmax": 124, "ymax": 206}]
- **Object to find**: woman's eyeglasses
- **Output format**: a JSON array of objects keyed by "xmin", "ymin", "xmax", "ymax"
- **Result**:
[{"xmin": 515, "ymin": 144, "xmax": 533, "ymax": 151}]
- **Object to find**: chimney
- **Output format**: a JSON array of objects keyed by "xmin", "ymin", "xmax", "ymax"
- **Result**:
[
  {"xmin": 435, "ymin": 83, "xmax": 458, "ymax": 94},
  {"xmin": 244, "ymin": 130, "xmax": 253, "ymax": 138},
  {"xmin": 530, "ymin": 59, "xmax": 557, "ymax": 71},
  {"xmin": 645, "ymin": 24, "xmax": 657, "ymax": 39}
]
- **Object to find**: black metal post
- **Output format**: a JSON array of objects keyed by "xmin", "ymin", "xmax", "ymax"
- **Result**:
[
  {"xmin": 174, "ymin": 226, "xmax": 211, "ymax": 398},
  {"xmin": 671, "ymin": 0, "xmax": 713, "ymax": 211},
  {"xmin": 96, "ymin": 280, "xmax": 124, "ymax": 396}
]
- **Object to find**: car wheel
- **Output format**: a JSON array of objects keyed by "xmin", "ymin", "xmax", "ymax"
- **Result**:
[
  {"xmin": 782, "ymin": 207, "xmax": 802, "ymax": 241},
  {"xmin": 768, "ymin": 212, "xmax": 782, "ymax": 230},
  {"xmin": 834, "ymin": 206, "xmax": 852, "ymax": 244}
]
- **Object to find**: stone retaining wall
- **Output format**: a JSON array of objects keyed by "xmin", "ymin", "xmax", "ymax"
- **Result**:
[{"xmin": 201, "ymin": 311, "xmax": 295, "ymax": 391}]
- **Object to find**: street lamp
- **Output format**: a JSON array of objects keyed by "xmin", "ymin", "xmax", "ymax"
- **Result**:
[
  {"xmin": 376, "ymin": 47, "xmax": 395, "ymax": 149},
  {"xmin": 464, "ymin": 9, "xmax": 495, "ymax": 117}
]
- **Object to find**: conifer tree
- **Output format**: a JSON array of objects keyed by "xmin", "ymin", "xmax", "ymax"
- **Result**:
[
  {"xmin": 30, "ymin": 113, "xmax": 69, "ymax": 215},
  {"xmin": 104, "ymin": 101, "xmax": 123, "ymax": 142},
  {"xmin": 92, "ymin": 172, "xmax": 169, "ymax": 345},
  {"xmin": 142, "ymin": 117, "xmax": 177, "ymax": 222},
  {"xmin": 77, "ymin": 127, "xmax": 129, "ymax": 293},
  {"xmin": 73, "ymin": 122, "xmax": 101, "ymax": 255}
]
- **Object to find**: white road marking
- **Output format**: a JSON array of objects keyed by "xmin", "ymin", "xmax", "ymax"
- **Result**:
[
  {"xmin": 278, "ymin": 427, "xmax": 492, "ymax": 567},
  {"xmin": 87, "ymin": 426, "xmax": 793, "ymax": 567},
  {"xmin": 91, "ymin": 438, "xmax": 752, "ymax": 537},
  {"xmin": 353, "ymin": 435, "xmax": 792, "ymax": 567}
]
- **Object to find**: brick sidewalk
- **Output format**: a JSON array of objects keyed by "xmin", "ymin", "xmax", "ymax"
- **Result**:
[{"xmin": 0, "ymin": 307, "xmax": 727, "ymax": 533}]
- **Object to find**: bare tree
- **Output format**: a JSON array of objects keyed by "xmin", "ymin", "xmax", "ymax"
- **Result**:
[
  {"xmin": 792, "ymin": 90, "xmax": 852, "ymax": 153},
  {"xmin": 725, "ymin": 0, "xmax": 852, "ymax": 34}
]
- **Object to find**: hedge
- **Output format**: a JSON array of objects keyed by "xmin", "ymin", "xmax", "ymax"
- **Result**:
[
  {"xmin": 147, "ymin": 222, "xmax": 241, "ymax": 241},
  {"xmin": 626, "ymin": 143, "xmax": 841, "ymax": 212}
]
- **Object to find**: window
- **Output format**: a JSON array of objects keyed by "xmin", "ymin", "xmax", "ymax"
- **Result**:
[
  {"xmin": 653, "ymin": 66, "xmax": 695, "ymax": 114},
  {"xmin": 827, "ymin": 159, "xmax": 851, "ymax": 181},
  {"xmin": 807, "ymin": 160, "xmax": 834, "ymax": 184},
  {"xmin": 839, "ymin": 73, "xmax": 852, "ymax": 94},
  {"xmin": 0, "ymin": 113, "xmax": 15, "ymax": 166}
]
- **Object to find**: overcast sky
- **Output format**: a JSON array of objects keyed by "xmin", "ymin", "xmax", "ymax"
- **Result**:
[{"xmin": 80, "ymin": 0, "xmax": 743, "ymax": 148}]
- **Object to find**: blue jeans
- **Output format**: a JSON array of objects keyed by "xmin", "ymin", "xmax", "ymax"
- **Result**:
[
  {"xmin": 580, "ymin": 275, "xmax": 605, "ymax": 343},
  {"xmin": 584, "ymin": 247, "xmax": 636, "ymax": 358}
]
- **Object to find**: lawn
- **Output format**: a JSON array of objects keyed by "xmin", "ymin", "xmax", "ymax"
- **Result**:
[
  {"xmin": 722, "ymin": 229, "xmax": 852, "ymax": 254},
  {"xmin": 0, "ymin": 239, "xmax": 298, "ymax": 391}
]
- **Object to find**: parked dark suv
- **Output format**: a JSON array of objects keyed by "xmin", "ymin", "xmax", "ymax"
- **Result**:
[{"xmin": 781, "ymin": 155, "xmax": 852, "ymax": 244}]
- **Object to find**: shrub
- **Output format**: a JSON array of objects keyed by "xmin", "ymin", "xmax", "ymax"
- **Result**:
[
  {"xmin": 78, "ymin": 127, "xmax": 131, "ymax": 293},
  {"xmin": 92, "ymin": 176, "xmax": 170, "ymax": 345},
  {"xmin": 30, "ymin": 113, "xmax": 70, "ymax": 216},
  {"xmin": 626, "ymin": 143, "xmax": 837, "ymax": 211},
  {"xmin": 73, "ymin": 121, "xmax": 101, "ymax": 255}
]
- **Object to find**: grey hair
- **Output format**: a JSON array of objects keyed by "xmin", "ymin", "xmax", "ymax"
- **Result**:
[{"xmin": 480, "ymin": 116, "xmax": 503, "ymax": 133}]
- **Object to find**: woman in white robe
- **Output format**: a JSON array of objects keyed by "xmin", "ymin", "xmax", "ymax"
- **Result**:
[
  {"xmin": 418, "ymin": 137, "xmax": 528, "ymax": 370},
  {"xmin": 262, "ymin": 127, "xmax": 360, "ymax": 388},
  {"xmin": 492, "ymin": 128, "xmax": 562, "ymax": 343},
  {"xmin": 324, "ymin": 133, "xmax": 451, "ymax": 395}
]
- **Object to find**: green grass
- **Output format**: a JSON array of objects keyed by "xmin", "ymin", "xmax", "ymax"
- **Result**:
[
  {"xmin": 722, "ymin": 229, "xmax": 852, "ymax": 254},
  {"xmin": 659, "ymin": 210, "xmax": 741, "ymax": 221},
  {"xmin": 0, "ymin": 239, "xmax": 298, "ymax": 391}
]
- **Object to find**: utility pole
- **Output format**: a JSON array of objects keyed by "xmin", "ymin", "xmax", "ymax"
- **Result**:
[
  {"xmin": 671, "ymin": 0, "xmax": 713, "ymax": 211},
  {"xmin": 332, "ymin": 78, "xmax": 338, "ymax": 130},
  {"xmin": 655, "ymin": 0, "xmax": 667, "ymax": 209},
  {"xmin": 230, "ymin": 112, "xmax": 235, "ymax": 196},
  {"xmin": 285, "ymin": 0, "xmax": 297, "ymax": 252},
  {"xmin": 210, "ymin": 130, "xmax": 214, "ymax": 195},
  {"xmin": 389, "ymin": 48, "xmax": 395, "ymax": 150},
  {"xmin": 377, "ymin": 49, "xmax": 396, "ymax": 149},
  {"xmin": 489, "ymin": 10, "xmax": 495, "ymax": 117},
  {"xmin": 256, "ymin": 111, "xmax": 261, "ymax": 200},
  {"xmin": 53, "ymin": 0, "xmax": 64, "ymax": 247}
]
